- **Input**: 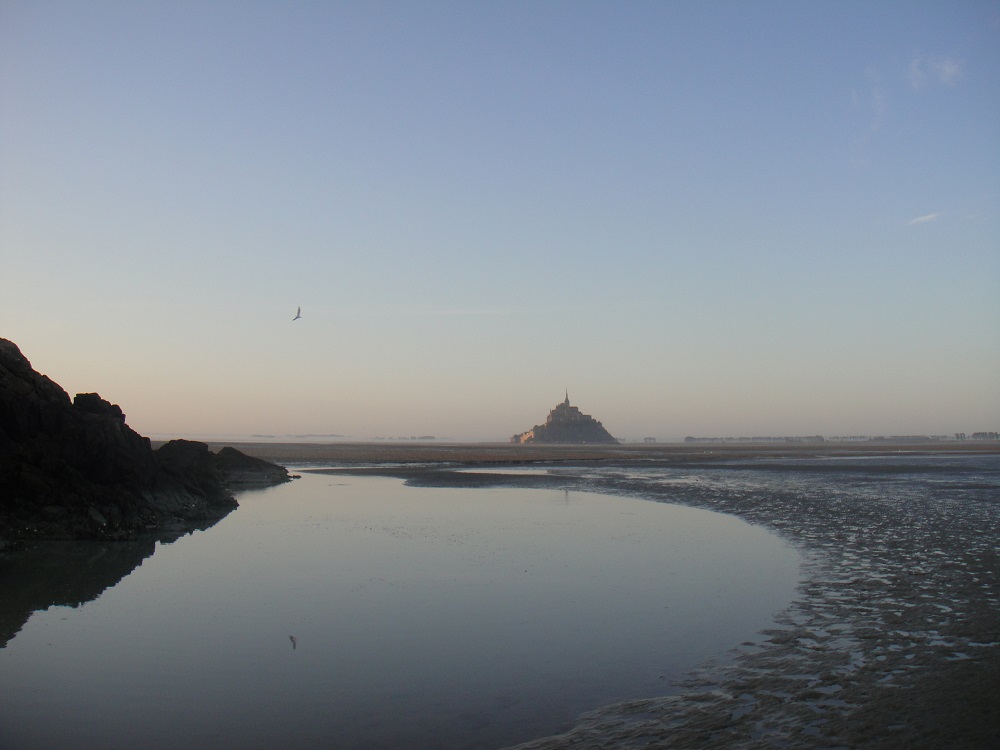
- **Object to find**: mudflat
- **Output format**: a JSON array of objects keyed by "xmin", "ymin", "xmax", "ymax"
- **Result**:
[
  {"xmin": 214, "ymin": 441, "xmax": 1000, "ymax": 749},
  {"xmin": 208, "ymin": 438, "xmax": 997, "ymax": 466}
]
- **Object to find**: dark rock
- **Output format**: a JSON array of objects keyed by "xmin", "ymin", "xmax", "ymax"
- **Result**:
[
  {"xmin": 87, "ymin": 507, "xmax": 108, "ymax": 528},
  {"xmin": 0, "ymin": 338, "xmax": 290, "ymax": 540},
  {"xmin": 40, "ymin": 506, "xmax": 66, "ymax": 522},
  {"xmin": 214, "ymin": 446, "xmax": 291, "ymax": 486},
  {"xmin": 73, "ymin": 392, "xmax": 126, "ymax": 421}
]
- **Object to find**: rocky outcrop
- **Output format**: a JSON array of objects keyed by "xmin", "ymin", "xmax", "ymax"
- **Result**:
[
  {"xmin": 512, "ymin": 393, "xmax": 618, "ymax": 444},
  {"xmin": 0, "ymin": 338, "xmax": 290, "ymax": 540},
  {"xmin": 213, "ymin": 445, "xmax": 294, "ymax": 486}
]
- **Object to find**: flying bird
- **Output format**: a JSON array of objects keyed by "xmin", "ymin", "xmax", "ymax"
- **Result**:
[
  {"xmin": 292, "ymin": 306, "xmax": 302, "ymax": 321},
  {"xmin": 289, "ymin": 635, "xmax": 298, "ymax": 650}
]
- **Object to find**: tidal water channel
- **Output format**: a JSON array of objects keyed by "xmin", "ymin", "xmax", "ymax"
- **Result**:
[{"xmin": 0, "ymin": 472, "xmax": 800, "ymax": 749}]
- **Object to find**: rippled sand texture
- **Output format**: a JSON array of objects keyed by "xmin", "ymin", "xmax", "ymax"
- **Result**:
[{"xmin": 508, "ymin": 458, "xmax": 1000, "ymax": 749}]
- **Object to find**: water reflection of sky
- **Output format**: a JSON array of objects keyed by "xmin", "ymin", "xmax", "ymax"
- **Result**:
[{"xmin": 0, "ymin": 474, "xmax": 800, "ymax": 750}]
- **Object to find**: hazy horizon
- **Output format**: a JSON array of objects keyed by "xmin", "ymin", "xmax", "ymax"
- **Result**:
[
  {"xmin": 137, "ymin": 415, "xmax": 992, "ymax": 446},
  {"xmin": 3, "ymin": 2, "xmax": 998, "ymax": 441}
]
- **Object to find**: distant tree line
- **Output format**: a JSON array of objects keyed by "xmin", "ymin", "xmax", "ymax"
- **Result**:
[
  {"xmin": 684, "ymin": 436, "xmax": 825, "ymax": 444},
  {"xmin": 682, "ymin": 433, "xmax": 999, "ymax": 444}
]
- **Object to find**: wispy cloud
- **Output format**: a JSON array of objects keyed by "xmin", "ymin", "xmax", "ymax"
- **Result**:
[
  {"xmin": 908, "ymin": 56, "xmax": 963, "ymax": 91},
  {"xmin": 849, "ymin": 73, "xmax": 887, "ymax": 169},
  {"xmin": 909, "ymin": 212, "xmax": 943, "ymax": 225}
]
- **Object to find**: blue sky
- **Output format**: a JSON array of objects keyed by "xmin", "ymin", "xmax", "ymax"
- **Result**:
[{"xmin": 2, "ymin": 1, "xmax": 997, "ymax": 441}]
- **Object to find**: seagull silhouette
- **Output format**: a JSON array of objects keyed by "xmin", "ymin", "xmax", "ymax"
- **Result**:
[{"xmin": 292, "ymin": 306, "xmax": 302, "ymax": 321}]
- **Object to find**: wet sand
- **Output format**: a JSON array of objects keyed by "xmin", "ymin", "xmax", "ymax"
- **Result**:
[{"xmin": 215, "ymin": 441, "xmax": 1000, "ymax": 749}]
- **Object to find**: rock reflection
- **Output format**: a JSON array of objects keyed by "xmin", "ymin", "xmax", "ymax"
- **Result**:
[{"xmin": 0, "ymin": 517, "xmax": 227, "ymax": 648}]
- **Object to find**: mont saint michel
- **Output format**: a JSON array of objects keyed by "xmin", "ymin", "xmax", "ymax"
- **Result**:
[{"xmin": 511, "ymin": 393, "xmax": 618, "ymax": 444}]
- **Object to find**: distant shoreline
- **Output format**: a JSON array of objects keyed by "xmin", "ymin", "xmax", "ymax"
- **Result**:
[{"xmin": 199, "ymin": 439, "xmax": 1000, "ymax": 467}]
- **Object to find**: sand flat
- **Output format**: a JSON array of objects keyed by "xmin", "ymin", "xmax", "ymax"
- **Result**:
[{"xmin": 206, "ymin": 439, "xmax": 999, "ymax": 467}]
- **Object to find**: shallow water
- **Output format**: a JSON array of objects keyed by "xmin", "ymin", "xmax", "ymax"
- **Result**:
[
  {"xmin": 0, "ymin": 474, "xmax": 799, "ymax": 750},
  {"xmin": 508, "ymin": 453, "xmax": 1000, "ymax": 749}
]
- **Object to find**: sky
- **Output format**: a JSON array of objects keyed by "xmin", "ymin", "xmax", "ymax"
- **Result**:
[{"xmin": 1, "ymin": 1, "xmax": 998, "ymax": 442}]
